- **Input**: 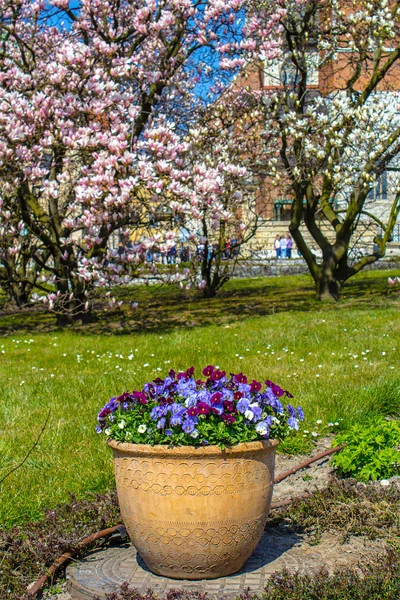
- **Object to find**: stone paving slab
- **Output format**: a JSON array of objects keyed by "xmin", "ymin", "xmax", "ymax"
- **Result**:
[{"xmin": 66, "ymin": 529, "xmax": 387, "ymax": 600}]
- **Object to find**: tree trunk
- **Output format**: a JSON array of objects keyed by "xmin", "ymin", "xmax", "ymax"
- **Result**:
[
  {"xmin": 316, "ymin": 260, "xmax": 341, "ymax": 301},
  {"xmin": 202, "ymin": 285, "xmax": 217, "ymax": 299}
]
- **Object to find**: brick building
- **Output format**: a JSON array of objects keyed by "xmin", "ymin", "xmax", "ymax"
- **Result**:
[{"xmin": 234, "ymin": 25, "xmax": 400, "ymax": 259}]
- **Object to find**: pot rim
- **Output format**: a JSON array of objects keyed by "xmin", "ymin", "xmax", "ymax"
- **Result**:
[{"xmin": 107, "ymin": 438, "xmax": 279, "ymax": 457}]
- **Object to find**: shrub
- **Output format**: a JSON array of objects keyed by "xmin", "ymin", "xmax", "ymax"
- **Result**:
[{"xmin": 331, "ymin": 419, "xmax": 400, "ymax": 481}]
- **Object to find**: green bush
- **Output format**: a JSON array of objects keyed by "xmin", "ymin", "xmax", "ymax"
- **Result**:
[{"xmin": 331, "ymin": 419, "xmax": 400, "ymax": 481}]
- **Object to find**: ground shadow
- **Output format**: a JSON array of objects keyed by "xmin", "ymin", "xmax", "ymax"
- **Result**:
[{"xmin": 0, "ymin": 270, "xmax": 399, "ymax": 337}]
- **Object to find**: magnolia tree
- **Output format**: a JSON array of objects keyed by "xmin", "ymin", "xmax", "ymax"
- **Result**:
[
  {"xmin": 144, "ymin": 89, "xmax": 269, "ymax": 298},
  {"xmin": 0, "ymin": 0, "xmax": 285, "ymax": 321},
  {"xmin": 239, "ymin": 0, "xmax": 400, "ymax": 299}
]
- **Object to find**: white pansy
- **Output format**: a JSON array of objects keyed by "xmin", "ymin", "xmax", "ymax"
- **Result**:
[
  {"xmin": 190, "ymin": 430, "xmax": 199, "ymax": 438},
  {"xmin": 255, "ymin": 422, "xmax": 269, "ymax": 436},
  {"xmin": 244, "ymin": 409, "xmax": 254, "ymax": 421},
  {"xmin": 138, "ymin": 424, "xmax": 147, "ymax": 433},
  {"xmin": 104, "ymin": 428, "xmax": 111, "ymax": 436},
  {"xmin": 118, "ymin": 420, "xmax": 126, "ymax": 429}
]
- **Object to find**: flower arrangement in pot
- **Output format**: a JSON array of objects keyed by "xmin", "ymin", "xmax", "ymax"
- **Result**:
[{"xmin": 97, "ymin": 365, "xmax": 304, "ymax": 580}]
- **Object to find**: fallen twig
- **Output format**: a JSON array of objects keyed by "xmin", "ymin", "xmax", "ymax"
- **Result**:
[
  {"xmin": 27, "ymin": 525, "xmax": 126, "ymax": 598},
  {"xmin": 274, "ymin": 444, "xmax": 345, "ymax": 484}
]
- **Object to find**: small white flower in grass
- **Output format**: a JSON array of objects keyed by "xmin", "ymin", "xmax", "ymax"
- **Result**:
[
  {"xmin": 334, "ymin": 422, "xmax": 339, "ymax": 426},
  {"xmin": 316, "ymin": 420, "xmax": 322, "ymax": 424},
  {"xmin": 138, "ymin": 424, "xmax": 147, "ymax": 434},
  {"xmin": 143, "ymin": 363, "xmax": 149, "ymax": 367},
  {"xmin": 318, "ymin": 364, "xmax": 322, "ymax": 368},
  {"xmin": 20, "ymin": 381, "xmax": 25, "ymax": 386},
  {"xmin": 50, "ymin": 374, "xmax": 55, "ymax": 377},
  {"xmin": 328, "ymin": 423, "xmax": 334, "ymax": 427},
  {"xmin": 354, "ymin": 365, "xmax": 358, "ymax": 368},
  {"xmin": 239, "ymin": 356, "xmax": 244, "ymax": 360},
  {"xmin": 382, "ymin": 352, "xmax": 386, "ymax": 356},
  {"xmin": 118, "ymin": 420, "xmax": 126, "ymax": 429},
  {"xmin": 311, "ymin": 431, "xmax": 318, "ymax": 437},
  {"xmin": 315, "ymin": 374, "xmax": 320, "ymax": 377},
  {"xmin": 128, "ymin": 355, "xmax": 134, "ymax": 360}
]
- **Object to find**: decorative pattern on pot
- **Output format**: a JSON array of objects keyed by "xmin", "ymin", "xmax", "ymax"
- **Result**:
[{"xmin": 109, "ymin": 439, "xmax": 278, "ymax": 579}]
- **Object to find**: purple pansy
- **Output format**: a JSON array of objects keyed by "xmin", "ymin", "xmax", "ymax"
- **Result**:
[{"xmin": 236, "ymin": 398, "xmax": 250, "ymax": 413}]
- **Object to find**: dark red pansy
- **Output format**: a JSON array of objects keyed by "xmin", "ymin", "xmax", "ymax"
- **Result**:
[
  {"xmin": 221, "ymin": 414, "xmax": 236, "ymax": 423},
  {"xmin": 99, "ymin": 407, "xmax": 111, "ymax": 418},
  {"xmin": 177, "ymin": 372, "xmax": 186, "ymax": 380},
  {"xmin": 250, "ymin": 380, "xmax": 262, "ymax": 392},
  {"xmin": 196, "ymin": 402, "xmax": 210, "ymax": 415},
  {"xmin": 166, "ymin": 396, "xmax": 174, "ymax": 404},
  {"xmin": 153, "ymin": 377, "xmax": 164, "ymax": 385},
  {"xmin": 271, "ymin": 383, "xmax": 285, "ymax": 397},
  {"xmin": 234, "ymin": 391, "xmax": 243, "ymax": 400},
  {"xmin": 202, "ymin": 365, "xmax": 215, "ymax": 377},
  {"xmin": 117, "ymin": 391, "xmax": 131, "ymax": 403},
  {"xmin": 223, "ymin": 400, "xmax": 234, "ymax": 412},
  {"xmin": 285, "ymin": 390, "xmax": 294, "ymax": 398},
  {"xmin": 196, "ymin": 379, "xmax": 204, "ymax": 386},
  {"xmin": 187, "ymin": 406, "xmax": 197, "ymax": 417},
  {"xmin": 234, "ymin": 372, "xmax": 247, "ymax": 384},
  {"xmin": 132, "ymin": 391, "xmax": 147, "ymax": 404},
  {"xmin": 184, "ymin": 366, "xmax": 195, "ymax": 378},
  {"xmin": 212, "ymin": 370, "xmax": 226, "ymax": 381},
  {"xmin": 169, "ymin": 369, "xmax": 176, "ymax": 379},
  {"xmin": 210, "ymin": 392, "xmax": 223, "ymax": 404}
]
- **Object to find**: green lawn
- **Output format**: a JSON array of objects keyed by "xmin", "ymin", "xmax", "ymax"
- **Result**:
[{"xmin": 0, "ymin": 270, "xmax": 399, "ymax": 528}]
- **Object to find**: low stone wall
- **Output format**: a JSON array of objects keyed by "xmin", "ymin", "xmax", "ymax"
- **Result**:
[{"xmin": 233, "ymin": 258, "xmax": 400, "ymax": 279}]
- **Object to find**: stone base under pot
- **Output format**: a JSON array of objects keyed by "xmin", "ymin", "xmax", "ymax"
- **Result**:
[{"xmin": 66, "ymin": 529, "xmax": 389, "ymax": 600}]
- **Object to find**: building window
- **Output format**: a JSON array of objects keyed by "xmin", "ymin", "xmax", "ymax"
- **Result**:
[
  {"xmin": 392, "ymin": 224, "xmax": 400, "ymax": 242},
  {"xmin": 274, "ymin": 200, "xmax": 292, "ymax": 221},
  {"xmin": 367, "ymin": 172, "xmax": 387, "ymax": 201}
]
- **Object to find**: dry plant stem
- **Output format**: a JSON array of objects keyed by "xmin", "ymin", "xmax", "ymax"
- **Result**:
[
  {"xmin": 26, "ymin": 444, "xmax": 345, "ymax": 597},
  {"xmin": 0, "ymin": 409, "xmax": 50, "ymax": 487}
]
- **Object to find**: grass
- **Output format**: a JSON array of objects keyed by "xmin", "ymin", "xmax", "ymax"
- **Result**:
[{"xmin": 0, "ymin": 270, "xmax": 400, "ymax": 528}]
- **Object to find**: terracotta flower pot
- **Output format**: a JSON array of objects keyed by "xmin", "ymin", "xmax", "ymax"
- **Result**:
[{"xmin": 108, "ymin": 439, "xmax": 278, "ymax": 579}]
